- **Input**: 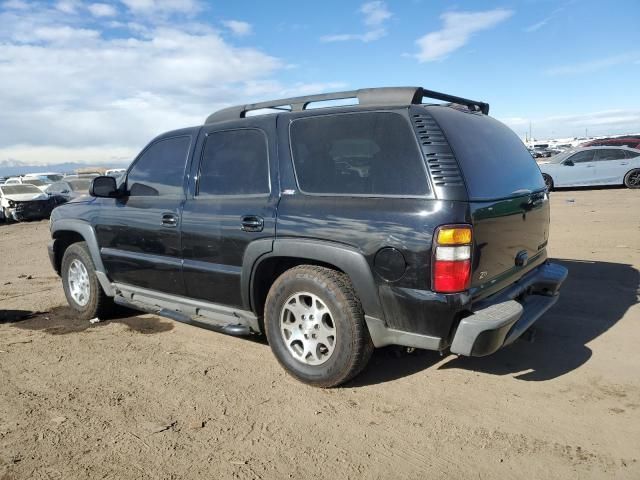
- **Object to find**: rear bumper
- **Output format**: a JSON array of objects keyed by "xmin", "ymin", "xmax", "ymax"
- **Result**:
[{"xmin": 449, "ymin": 262, "xmax": 567, "ymax": 356}]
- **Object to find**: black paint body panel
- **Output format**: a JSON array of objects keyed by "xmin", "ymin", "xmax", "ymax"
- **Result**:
[{"xmin": 49, "ymin": 102, "xmax": 554, "ymax": 347}]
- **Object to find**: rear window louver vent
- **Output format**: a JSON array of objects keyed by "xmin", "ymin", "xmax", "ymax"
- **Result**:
[{"xmin": 411, "ymin": 111, "xmax": 464, "ymax": 187}]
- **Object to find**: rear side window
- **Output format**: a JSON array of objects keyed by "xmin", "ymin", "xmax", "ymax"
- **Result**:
[
  {"xmin": 596, "ymin": 149, "xmax": 626, "ymax": 161},
  {"xmin": 128, "ymin": 136, "xmax": 190, "ymax": 196},
  {"xmin": 290, "ymin": 112, "xmax": 429, "ymax": 196},
  {"xmin": 198, "ymin": 129, "xmax": 270, "ymax": 196},
  {"xmin": 426, "ymin": 107, "xmax": 545, "ymax": 200},
  {"xmin": 569, "ymin": 151, "xmax": 595, "ymax": 163},
  {"xmin": 625, "ymin": 150, "xmax": 640, "ymax": 158}
]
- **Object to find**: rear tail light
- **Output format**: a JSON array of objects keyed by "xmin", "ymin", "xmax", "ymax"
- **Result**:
[{"xmin": 432, "ymin": 225, "xmax": 472, "ymax": 293}]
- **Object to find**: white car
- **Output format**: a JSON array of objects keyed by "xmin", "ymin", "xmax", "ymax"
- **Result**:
[
  {"xmin": 3, "ymin": 175, "xmax": 52, "ymax": 192},
  {"xmin": 538, "ymin": 146, "xmax": 640, "ymax": 190},
  {"xmin": 23, "ymin": 172, "xmax": 64, "ymax": 181},
  {"xmin": 0, "ymin": 184, "xmax": 52, "ymax": 222},
  {"xmin": 105, "ymin": 168, "xmax": 127, "ymax": 178}
]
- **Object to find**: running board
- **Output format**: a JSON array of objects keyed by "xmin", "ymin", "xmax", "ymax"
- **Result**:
[
  {"xmin": 112, "ymin": 285, "xmax": 257, "ymax": 336},
  {"xmin": 114, "ymin": 296, "xmax": 252, "ymax": 336}
]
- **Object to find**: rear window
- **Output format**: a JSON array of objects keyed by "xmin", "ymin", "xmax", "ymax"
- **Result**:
[
  {"xmin": 290, "ymin": 112, "xmax": 429, "ymax": 196},
  {"xmin": 68, "ymin": 179, "xmax": 91, "ymax": 191},
  {"xmin": 427, "ymin": 107, "xmax": 545, "ymax": 200},
  {"xmin": 1, "ymin": 185, "xmax": 42, "ymax": 195}
]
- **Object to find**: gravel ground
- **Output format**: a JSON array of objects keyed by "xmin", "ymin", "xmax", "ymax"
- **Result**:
[{"xmin": 1, "ymin": 188, "xmax": 639, "ymax": 479}]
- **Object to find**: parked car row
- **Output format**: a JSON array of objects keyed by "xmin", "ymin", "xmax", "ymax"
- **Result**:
[
  {"xmin": 581, "ymin": 136, "xmax": 640, "ymax": 149},
  {"xmin": 538, "ymin": 146, "xmax": 640, "ymax": 190},
  {"xmin": 1, "ymin": 170, "xmax": 123, "ymax": 223},
  {"xmin": 0, "ymin": 184, "xmax": 54, "ymax": 222}
]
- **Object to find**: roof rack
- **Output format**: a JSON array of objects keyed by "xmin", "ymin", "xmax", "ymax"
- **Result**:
[{"xmin": 204, "ymin": 86, "xmax": 489, "ymax": 124}]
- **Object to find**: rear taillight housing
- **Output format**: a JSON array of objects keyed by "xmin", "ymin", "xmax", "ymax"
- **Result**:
[{"xmin": 432, "ymin": 225, "xmax": 473, "ymax": 293}]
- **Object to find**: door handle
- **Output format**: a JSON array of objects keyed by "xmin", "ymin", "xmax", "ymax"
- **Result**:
[
  {"xmin": 241, "ymin": 215, "xmax": 264, "ymax": 232},
  {"xmin": 585, "ymin": 165, "xmax": 595, "ymax": 168},
  {"xmin": 161, "ymin": 213, "xmax": 178, "ymax": 227}
]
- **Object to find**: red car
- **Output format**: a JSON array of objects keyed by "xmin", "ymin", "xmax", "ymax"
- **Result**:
[{"xmin": 582, "ymin": 137, "xmax": 640, "ymax": 149}]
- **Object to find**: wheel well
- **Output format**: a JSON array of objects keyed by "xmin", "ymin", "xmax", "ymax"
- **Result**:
[
  {"xmin": 251, "ymin": 257, "xmax": 344, "ymax": 318},
  {"xmin": 52, "ymin": 230, "xmax": 85, "ymax": 273}
]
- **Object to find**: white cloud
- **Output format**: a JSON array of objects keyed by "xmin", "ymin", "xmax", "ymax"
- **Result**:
[
  {"xmin": 0, "ymin": 145, "xmax": 138, "ymax": 167},
  {"xmin": 320, "ymin": 1, "xmax": 391, "ymax": 43},
  {"xmin": 3, "ymin": 0, "xmax": 29, "ymax": 10},
  {"xmin": 119, "ymin": 0, "xmax": 200, "ymax": 15},
  {"xmin": 361, "ymin": 1, "xmax": 391, "ymax": 27},
  {"xmin": 414, "ymin": 9, "xmax": 513, "ymax": 62},
  {"xmin": 88, "ymin": 3, "xmax": 118, "ymax": 17},
  {"xmin": 524, "ymin": 19, "xmax": 548, "ymax": 33},
  {"xmin": 0, "ymin": 13, "xmax": 278, "ymax": 164},
  {"xmin": 321, "ymin": 29, "xmax": 385, "ymax": 43},
  {"xmin": 0, "ymin": 4, "xmax": 347, "ymax": 166},
  {"xmin": 545, "ymin": 52, "xmax": 640, "ymax": 76},
  {"xmin": 30, "ymin": 26, "xmax": 100, "ymax": 43},
  {"xmin": 55, "ymin": 0, "xmax": 79, "ymax": 14},
  {"xmin": 222, "ymin": 19, "xmax": 252, "ymax": 37},
  {"xmin": 501, "ymin": 110, "xmax": 640, "ymax": 139},
  {"xmin": 524, "ymin": 6, "xmax": 564, "ymax": 33}
]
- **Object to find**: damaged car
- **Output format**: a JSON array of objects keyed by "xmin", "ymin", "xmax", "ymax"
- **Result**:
[{"xmin": 0, "ymin": 184, "xmax": 54, "ymax": 222}]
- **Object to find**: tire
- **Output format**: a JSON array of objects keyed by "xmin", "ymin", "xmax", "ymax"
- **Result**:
[
  {"xmin": 624, "ymin": 168, "xmax": 640, "ymax": 189},
  {"xmin": 542, "ymin": 174, "xmax": 554, "ymax": 191},
  {"xmin": 61, "ymin": 242, "xmax": 114, "ymax": 321},
  {"xmin": 264, "ymin": 265, "xmax": 374, "ymax": 388},
  {"xmin": 3, "ymin": 208, "xmax": 14, "ymax": 223}
]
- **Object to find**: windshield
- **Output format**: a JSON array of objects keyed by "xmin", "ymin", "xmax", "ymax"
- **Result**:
[
  {"xmin": 35, "ymin": 174, "xmax": 63, "ymax": 182},
  {"xmin": 23, "ymin": 179, "xmax": 46, "ymax": 186},
  {"xmin": 68, "ymin": 179, "xmax": 91, "ymax": 191},
  {"xmin": 0, "ymin": 185, "xmax": 42, "ymax": 195},
  {"xmin": 546, "ymin": 150, "xmax": 575, "ymax": 163}
]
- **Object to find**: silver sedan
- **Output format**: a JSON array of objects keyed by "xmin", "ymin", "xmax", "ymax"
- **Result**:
[{"xmin": 538, "ymin": 146, "xmax": 640, "ymax": 190}]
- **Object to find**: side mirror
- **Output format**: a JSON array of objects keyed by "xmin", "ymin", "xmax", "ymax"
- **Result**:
[
  {"xmin": 90, "ymin": 176, "xmax": 119, "ymax": 198},
  {"xmin": 563, "ymin": 159, "xmax": 574, "ymax": 166}
]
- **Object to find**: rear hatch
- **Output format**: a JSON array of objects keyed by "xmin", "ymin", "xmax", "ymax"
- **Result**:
[{"xmin": 426, "ymin": 106, "xmax": 549, "ymax": 300}]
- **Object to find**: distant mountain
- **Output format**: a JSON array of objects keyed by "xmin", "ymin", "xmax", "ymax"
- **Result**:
[{"xmin": 0, "ymin": 159, "xmax": 130, "ymax": 177}]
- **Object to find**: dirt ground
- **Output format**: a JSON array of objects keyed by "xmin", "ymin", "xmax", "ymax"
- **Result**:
[{"xmin": 1, "ymin": 188, "xmax": 639, "ymax": 480}]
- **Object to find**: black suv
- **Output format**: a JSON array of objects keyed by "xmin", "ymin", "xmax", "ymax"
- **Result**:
[{"xmin": 48, "ymin": 87, "xmax": 567, "ymax": 387}]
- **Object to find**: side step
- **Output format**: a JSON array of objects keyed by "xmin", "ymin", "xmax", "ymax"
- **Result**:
[{"xmin": 114, "ymin": 296, "xmax": 252, "ymax": 337}]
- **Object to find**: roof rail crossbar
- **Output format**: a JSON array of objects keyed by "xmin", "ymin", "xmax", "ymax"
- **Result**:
[
  {"xmin": 419, "ymin": 88, "xmax": 490, "ymax": 115},
  {"xmin": 204, "ymin": 86, "xmax": 489, "ymax": 124}
]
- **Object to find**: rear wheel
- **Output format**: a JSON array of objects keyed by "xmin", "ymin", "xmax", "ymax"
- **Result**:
[
  {"xmin": 624, "ymin": 169, "xmax": 640, "ymax": 189},
  {"xmin": 264, "ymin": 265, "xmax": 374, "ymax": 388},
  {"xmin": 542, "ymin": 174, "xmax": 554, "ymax": 191},
  {"xmin": 61, "ymin": 242, "xmax": 114, "ymax": 320}
]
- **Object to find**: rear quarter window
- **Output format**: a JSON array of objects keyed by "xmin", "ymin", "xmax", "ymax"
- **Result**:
[
  {"xmin": 426, "ymin": 107, "xmax": 545, "ymax": 200},
  {"xmin": 290, "ymin": 112, "xmax": 430, "ymax": 196}
]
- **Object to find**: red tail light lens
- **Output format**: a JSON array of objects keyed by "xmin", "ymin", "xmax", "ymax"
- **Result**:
[
  {"xmin": 432, "ymin": 225, "xmax": 472, "ymax": 293},
  {"xmin": 433, "ymin": 259, "xmax": 471, "ymax": 293}
]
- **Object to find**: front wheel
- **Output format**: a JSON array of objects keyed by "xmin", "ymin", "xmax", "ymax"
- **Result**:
[
  {"xmin": 624, "ymin": 169, "xmax": 640, "ymax": 189},
  {"xmin": 61, "ymin": 242, "xmax": 114, "ymax": 320},
  {"xmin": 542, "ymin": 174, "xmax": 554, "ymax": 191},
  {"xmin": 3, "ymin": 208, "xmax": 14, "ymax": 223},
  {"xmin": 264, "ymin": 266, "xmax": 374, "ymax": 388}
]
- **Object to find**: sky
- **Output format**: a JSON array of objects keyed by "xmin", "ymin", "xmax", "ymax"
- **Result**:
[{"xmin": 1, "ymin": 0, "xmax": 639, "ymax": 166}]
